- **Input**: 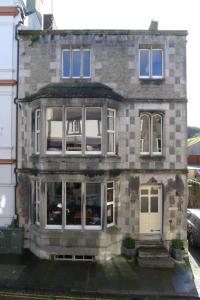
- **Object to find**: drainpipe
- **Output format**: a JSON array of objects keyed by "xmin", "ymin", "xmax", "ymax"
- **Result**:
[{"xmin": 13, "ymin": 6, "xmax": 24, "ymax": 226}]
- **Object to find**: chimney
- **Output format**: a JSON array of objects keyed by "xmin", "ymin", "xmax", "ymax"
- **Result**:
[
  {"xmin": 43, "ymin": 14, "xmax": 54, "ymax": 30},
  {"xmin": 149, "ymin": 20, "xmax": 158, "ymax": 31}
]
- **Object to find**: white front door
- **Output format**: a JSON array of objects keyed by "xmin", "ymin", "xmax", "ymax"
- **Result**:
[{"xmin": 139, "ymin": 185, "xmax": 162, "ymax": 235}]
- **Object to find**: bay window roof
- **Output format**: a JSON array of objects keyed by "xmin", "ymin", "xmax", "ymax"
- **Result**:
[{"xmin": 20, "ymin": 82, "xmax": 123, "ymax": 102}]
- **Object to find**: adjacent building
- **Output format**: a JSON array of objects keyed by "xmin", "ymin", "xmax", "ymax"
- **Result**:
[
  {"xmin": 0, "ymin": 0, "xmax": 43, "ymax": 227},
  {"xmin": 17, "ymin": 22, "xmax": 188, "ymax": 260}
]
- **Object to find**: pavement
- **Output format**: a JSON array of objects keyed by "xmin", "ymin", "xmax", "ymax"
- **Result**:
[{"xmin": 0, "ymin": 248, "xmax": 199, "ymax": 299}]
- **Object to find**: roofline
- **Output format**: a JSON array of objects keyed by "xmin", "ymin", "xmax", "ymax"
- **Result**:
[{"xmin": 18, "ymin": 29, "xmax": 188, "ymax": 36}]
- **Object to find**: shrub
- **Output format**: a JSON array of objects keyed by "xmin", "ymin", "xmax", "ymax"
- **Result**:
[
  {"xmin": 172, "ymin": 239, "xmax": 184, "ymax": 249},
  {"xmin": 123, "ymin": 237, "xmax": 135, "ymax": 249}
]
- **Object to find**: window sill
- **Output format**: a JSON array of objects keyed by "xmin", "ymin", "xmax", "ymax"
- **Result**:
[
  {"xmin": 139, "ymin": 78, "xmax": 164, "ymax": 84},
  {"xmin": 140, "ymin": 154, "xmax": 165, "ymax": 160}
]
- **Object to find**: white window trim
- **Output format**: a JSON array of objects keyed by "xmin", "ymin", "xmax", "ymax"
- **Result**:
[
  {"xmin": 62, "ymin": 49, "xmax": 91, "ymax": 79},
  {"xmin": 151, "ymin": 114, "xmax": 163, "ymax": 155},
  {"xmin": 35, "ymin": 109, "xmax": 40, "ymax": 154},
  {"xmin": 107, "ymin": 109, "xmax": 116, "ymax": 155},
  {"xmin": 106, "ymin": 182, "xmax": 115, "ymax": 227},
  {"xmin": 140, "ymin": 113, "xmax": 151, "ymax": 155},
  {"xmin": 140, "ymin": 113, "xmax": 163, "ymax": 156},
  {"xmin": 139, "ymin": 48, "xmax": 163, "ymax": 79}
]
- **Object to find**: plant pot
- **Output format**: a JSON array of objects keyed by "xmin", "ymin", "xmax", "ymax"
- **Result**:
[
  {"xmin": 171, "ymin": 248, "xmax": 184, "ymax": 261},
  {"xmin": 122, "ymin": 246, "xmax": 136, "ymax": 260}
]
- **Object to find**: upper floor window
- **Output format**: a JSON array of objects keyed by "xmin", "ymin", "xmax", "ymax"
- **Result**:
[
  {"xmin": 140, "ymin": 112, "xmax": 163, "ymax": 155},
  {"xmin": 44, "ymin": 106, "xmax": 115, "ymax": 155},
  {"xmin": 139, "ymin": 49, "xmax": 163, "ymax": 79},
  {"xmin": 62, "ymin": 49, "xmax": 91, "ymax": 78}
]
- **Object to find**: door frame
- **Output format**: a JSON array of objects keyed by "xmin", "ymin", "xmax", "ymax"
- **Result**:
[{"xmin": 139, "ymin": 184, "xmax": 163, "ymax": 239}]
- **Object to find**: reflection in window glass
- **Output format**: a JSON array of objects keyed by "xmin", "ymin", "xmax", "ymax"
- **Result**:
[
  {"xmin": 46, "ymin": 108, "xmax": 62, "ymax": 152},
  {"xmin": 83, "ymin": 50, "xmax": 90, "ymax": 77},
  {"xmin": 141, "ymin": 197, "xmax": 148, "ymax": 213},
  {"xmin": 66, "ymin": 183, "xmax": 81, "ymax": 226},
  {"xmin": 140, "ymin": 114, "xmax": 150, "ymax": 153},
  {"xmin": 140, "ymin": 50, "xmax": 149, "ymax": 77},
  {"xmin": 72, "ymin": 51, "xmax": 81, "ymax": 77},
  {"xmin": 152, "ymin": 50, "xmax": 163, "ymax": 77},
  {"xmin": 152, "ymin": 114, "xmax": 162, "ymax": 153},
  {"xmin": 47, "ymin": 182, "xmax": 62, "ymax": 226},
  {"xmin": 86, "ymin": 183, "xmax": 101, "ymax": 226},
  {"xmin": 86, "ymin": 108, "xmax": 101, "ymax": 152},
  {"xmin": 151, "ymin": 196, "xmax": 158, "ymax": 213},
  {"xmin": 63, "ymin": 50, "xmax": 70, "ymax": 77},
  {"xmin": 66, "ymin": 108, "xmax": 82, "ymax": 152}
]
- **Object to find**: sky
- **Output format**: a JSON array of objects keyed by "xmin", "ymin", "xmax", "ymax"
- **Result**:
[{"xmin": 43, "ymin": 0, "xmax": 199, "ymax": 128}]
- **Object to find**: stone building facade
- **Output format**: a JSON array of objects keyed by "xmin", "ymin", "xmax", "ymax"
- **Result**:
[{"xmin": 17, "ymin": 23, "xmax": 188, "ymax": 260}]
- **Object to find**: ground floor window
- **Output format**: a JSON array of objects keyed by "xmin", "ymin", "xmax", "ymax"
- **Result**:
[{"xmin": 33, "ymin": 181, "xmax": 116, "ymax": 230}]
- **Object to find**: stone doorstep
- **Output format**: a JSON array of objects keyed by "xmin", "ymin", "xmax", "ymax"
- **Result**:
[
  {"xmin": 137, "ymin": 257, "xmax": 175, "ymax": 268},
  {"xmin": 138, "ymin": 247, "xmax": 169, "ymax": 258}
]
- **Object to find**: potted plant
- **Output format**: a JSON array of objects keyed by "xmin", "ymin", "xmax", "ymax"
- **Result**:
[
  {"xmin": 171, "ymin": 239, "xmax": 185, "ymax": 261},
  {"xmin": 122, "ymin": 236, "xmax": 136, "ymax": 259}
]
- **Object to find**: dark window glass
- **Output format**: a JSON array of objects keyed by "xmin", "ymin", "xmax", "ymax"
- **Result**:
[
  {"xmin": 47, "ymin": 182, "xmax": 62, "ymax": 226},
  {"xmin": 86, "ymin": 183, "xmax": 101, "ymax": 226},
  {"xmin": 72, "ymin": 51, "xmax": 81, "ymax": 77},
  {"xmin": 107, "ymin": 204, "xmax": 114, "ymax": 225},
  {"xmin": 63, "ymin": 51, "xmax": 70, "ymax": 77},
  {"xmin": 66, "ymin": 183, "xmax": 82, "ymax": 226},
  {"xmin": 151, "ymin": 196, "xmax": 158, "ymax": 213},
  {"xmin": 152, "ymin": 50, "xmax": 163, "ymax": 77},
  {"xmin": 140, "ymin": 50, "xmax": 149, "ymax": 77},
  {"xmin": 141, "ymin": 197, "xmax": 148, "ymax": 213},
  {"xmin": 83, "ymin": 50, "xmax": 90, "ymax": 77}
]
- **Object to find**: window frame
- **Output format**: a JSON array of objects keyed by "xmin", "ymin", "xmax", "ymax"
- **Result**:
[
  {"xmin": 106, "ymin": 182, "xmax": 115, "ymax": 227},
  {"xmin": 85, "ymin": 107, "xmax": 102, "ymax": 155},
  {"xmin": 46, "ymin": 107, "xmax": 63, "ymax": 155},
  {"xmin": 35, "ymin": 109, "xmax": 40, "ymax": 154},
  {"xmin": 140, "ymin": 112, "xmax": 163, "ymax": 156},
  {"xmin": 139, "ymin": 48, "xmax": 164, "ymax": 79},
  {"xmin": 62, "ymin": 49, "xmax": 91, "ymax": 79},
  {"xmin": 107, "ymin": 109, "xmax": 116, "ymax": 155}
]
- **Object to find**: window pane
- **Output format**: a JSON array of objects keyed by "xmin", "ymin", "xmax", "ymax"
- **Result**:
[
  {"xmin": 107, "ymin": 184, "xmax": 113, "ymax": 203},
  {"xmin": 86, "ymin": 108, "xmax": 101, "ymax": 152},
  {"xmin": 107, "ymin": 204, "xmax": 114, "ymax": 225},
  {"xmin": 63, "ymin": 51, "xmax": 70, "ymax": 77},
  {"xmin": 152, "ymin": 114, "xmax": 162, "ymax": 153},
  {"xmin": 46, "ymin": 108, "xmax": 62, "ymax": 152},
  {"xmin": 72, "ymin": 51, "xmax": 81, "ymax": 77},
  {"xmin": 141, "ymin": 189, "xmax": 148, "ymax": 195},
  {"xmin": 66, "ymin": 108, "xmax": 82, "ymax": 152},
  {"xmin": 140, "ymin": 50, "xmax": 149, "ymax": 77},
  {"xmin": 66, "ymin": 183, "xmax": 81, "ymax": 226},
  {"xmin": 151, "ymin": 187, "xmax": 158, "ymax": 195},
  {"xmin": 152, "ymin": 50, "xmax": 163, "ymax": 77},
  {"xmin": 107, "ymin": 113, "xmax": 114, "ymax": 130},
  {"xmin": 107, "ymin": 132, "xmax": 114, "ymax": 153},
  {"xmin": 83, "ymin": 50, "xmax": 90, "ymax": 77},
  {"xmin": 151, "ymin": 196, "xmax": 158, "ymax": 213},
  {"xmin": 86, "ymin": 183, "xmax": 101, "ymax": 226},
  {"xmin": 47, "ymin": 182, "xmax": 62, "ymax": 225},
  {"xmin": 141, "ymin": 197, "xmax": 148, "ymax": 213},
  {"xmin": 140, "ymin": 114, "xmax": 150, "ymax": 153}
]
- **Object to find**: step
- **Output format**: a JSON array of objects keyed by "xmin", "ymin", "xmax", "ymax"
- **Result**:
[
  {"xmin": 137, "ymin": 240, "xmax": 163, "ymax": 248},
  {"xmin": 138, "ymin": 247, "xmax": 169, "ymax": 258},
  {"xmin": 137, "ymin": 257, "xmax": 175, "ymax": 268}
]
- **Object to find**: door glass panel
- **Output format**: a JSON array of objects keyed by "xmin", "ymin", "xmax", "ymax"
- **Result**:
[
  {"xmin": 141, "ymin": 197, "xmax": 148, "ymax": 213},
  {"xmin": 151, "ymin": 187, "xmax": 158, "ymax": 194},
  {"xmin": 66, "ymin": 182, "xmax": 81, "ymax": 226},
  {"xmin": 151, "ymin": 196, "xmax": 158, "ymax": 213},
  {"xmin": 141, "ymin": 189, "xmax": 148, "ymax": 195}
]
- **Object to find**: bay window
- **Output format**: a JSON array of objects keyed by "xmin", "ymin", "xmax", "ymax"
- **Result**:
[
  {"xmin": 140, "ymin": 112, "xmax": 163, "ymax": 155},
  {"xmin": 46, "ymin": 182, "xmax": 115, "ymax": 229},
  {"xmin": 43, "ymin": 106, "xmax": 115, "ymax": 155}
]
